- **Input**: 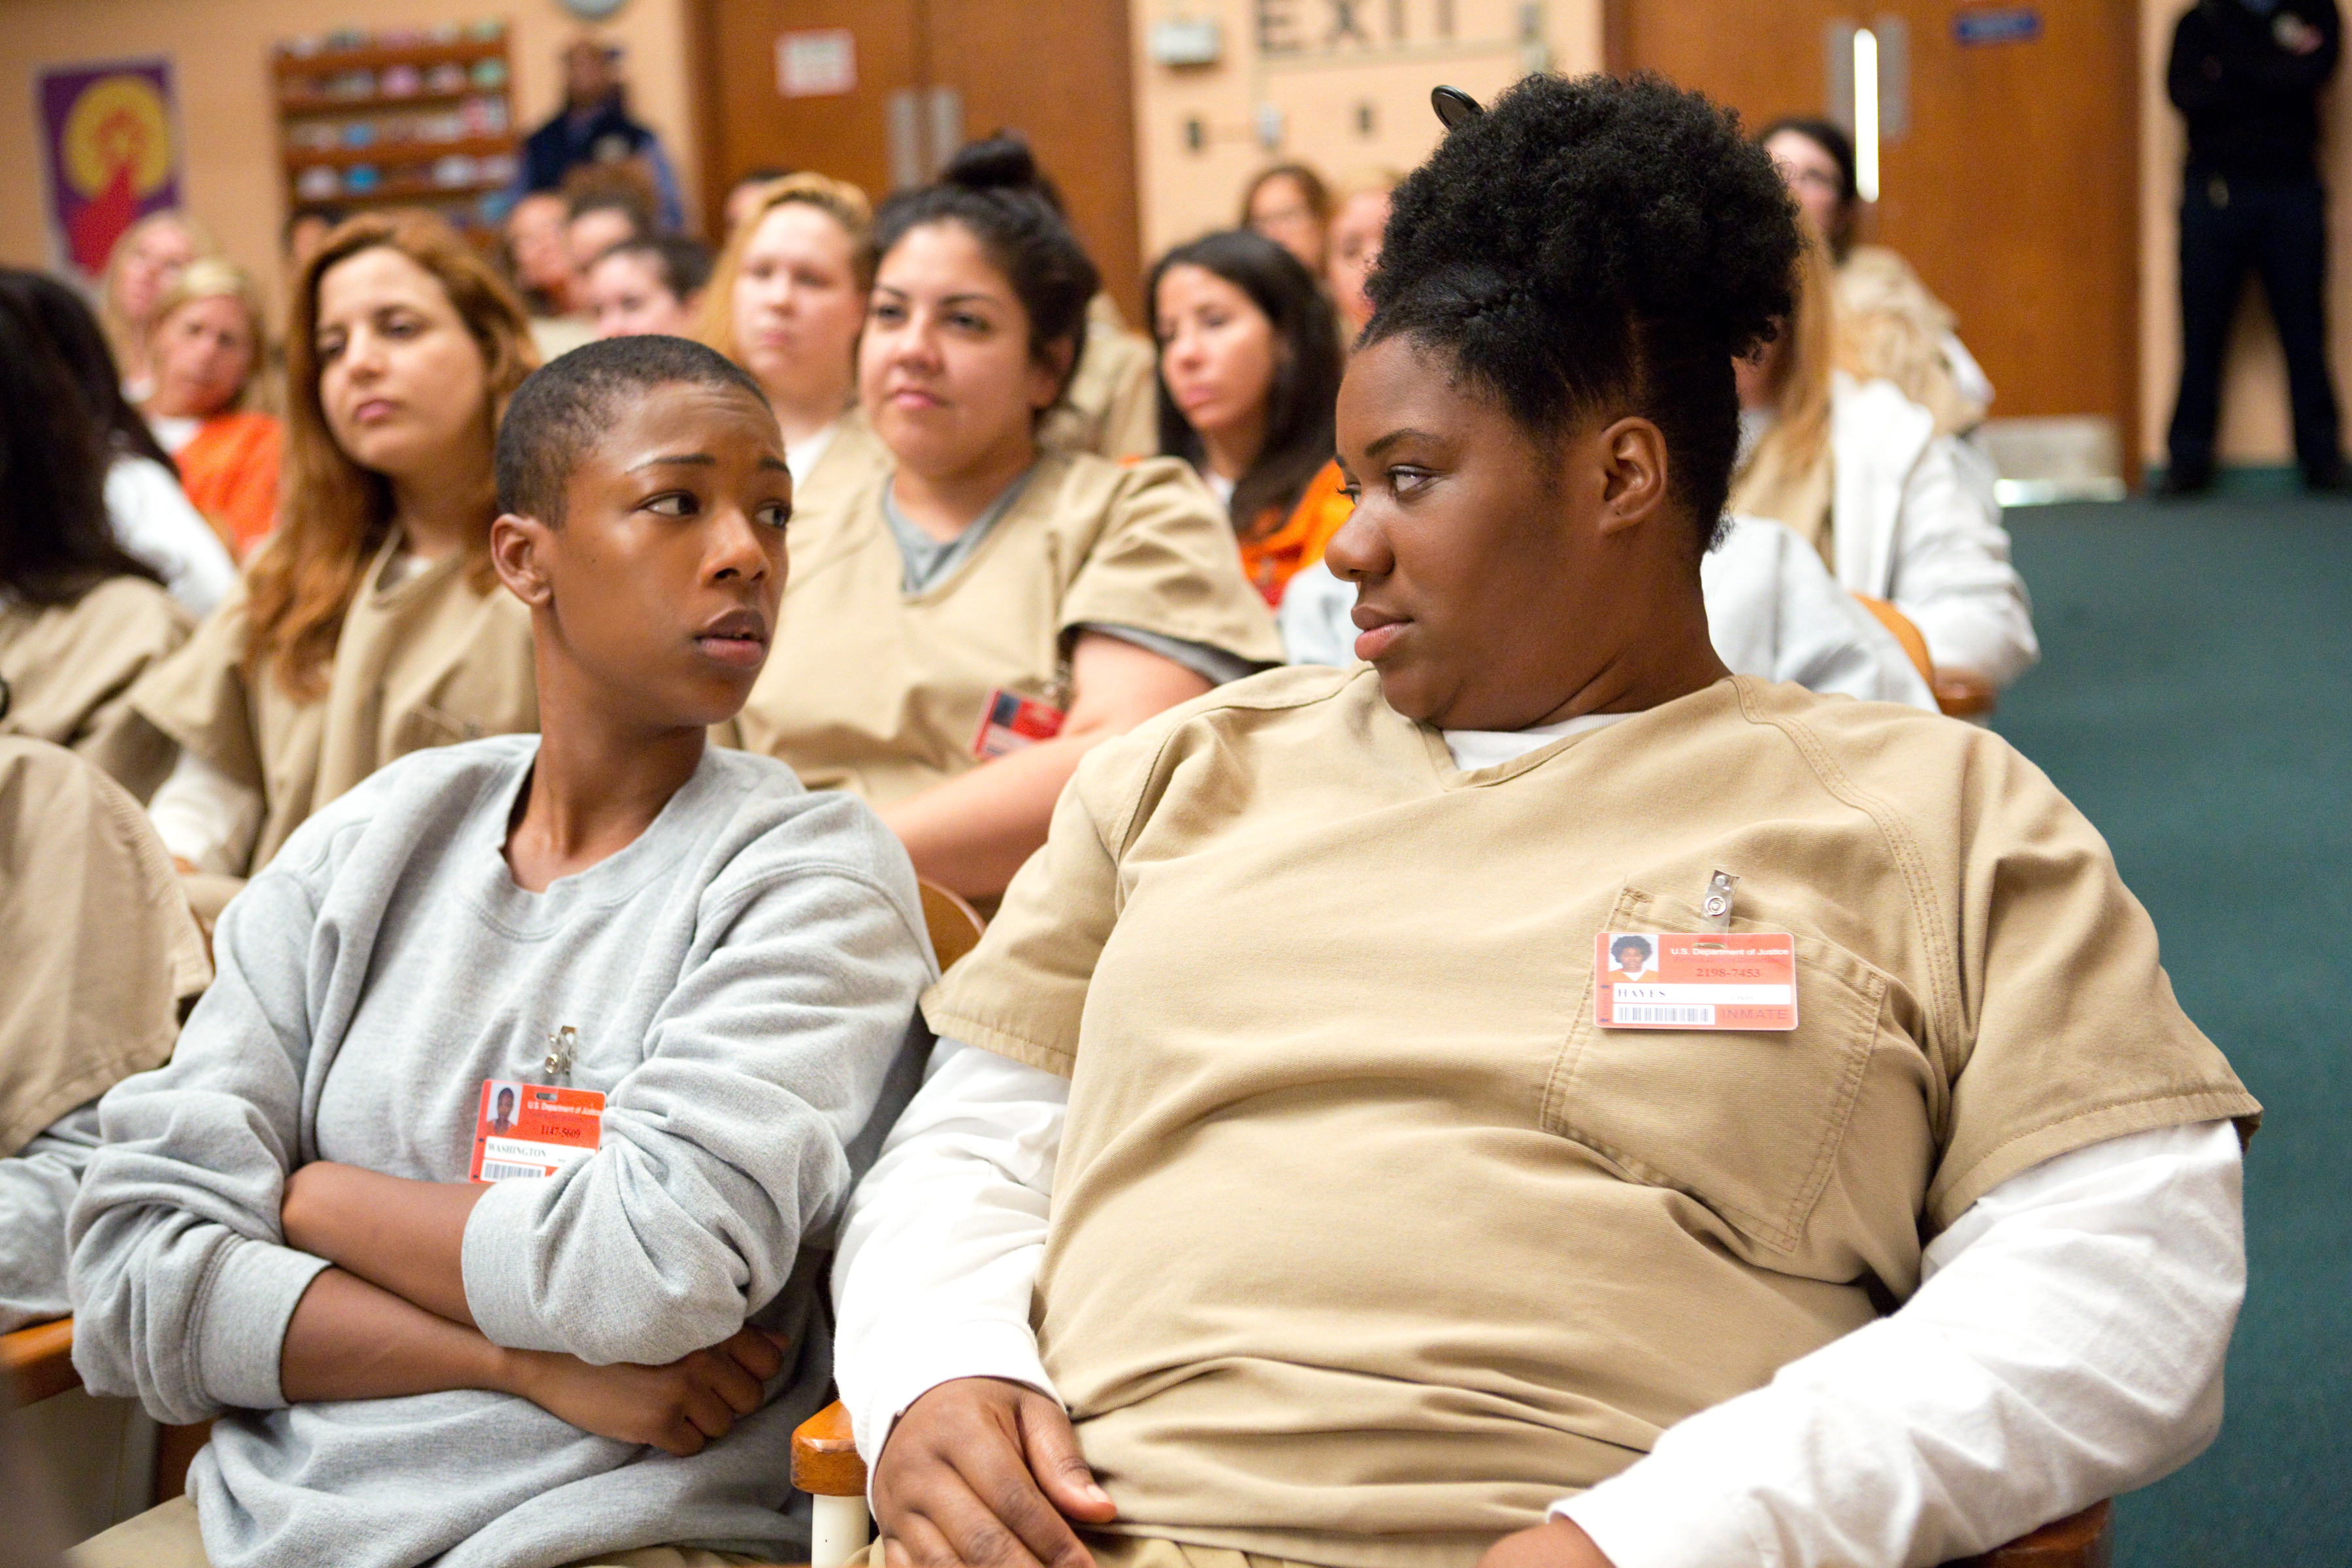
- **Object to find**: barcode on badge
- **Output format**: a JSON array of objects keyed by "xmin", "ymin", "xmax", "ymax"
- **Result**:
[
  {"xmin": 480, "ymin": 1160, "xmax": 550, "ymax": 1181},
  {"xmin": 1614, "ymin": 1004, "xmax": 1716, "ymax": 1026}
]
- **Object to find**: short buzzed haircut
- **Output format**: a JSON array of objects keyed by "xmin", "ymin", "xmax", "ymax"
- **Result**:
[{"xmin": 495, "ymin": 335, "xmax": 771, "ymax": 524}]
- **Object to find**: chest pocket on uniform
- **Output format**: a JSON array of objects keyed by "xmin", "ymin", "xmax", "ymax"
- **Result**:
[{"xmin": 1541, "ymin": 885, "xmax": 1889, "ymax": 1256}]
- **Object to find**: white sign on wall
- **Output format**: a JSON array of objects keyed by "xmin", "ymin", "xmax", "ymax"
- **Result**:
[{"xmin": 777, "ymin": 29, "xmax": 855, "ymax": 97}]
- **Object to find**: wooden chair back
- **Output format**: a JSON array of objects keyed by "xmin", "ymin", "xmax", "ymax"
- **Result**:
[
  {"xmin": 917, "ymin": 879, "xmax": 986, "ymax": 971},
  {"xmin": 1854, "ymin": 593, "xmax": 2000, "ymax": 720}
]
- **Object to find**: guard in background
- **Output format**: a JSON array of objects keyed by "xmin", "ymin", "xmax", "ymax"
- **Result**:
[{"xmin": 2164, "ymin": 0, "xmax": 2346, "ymax": 495}]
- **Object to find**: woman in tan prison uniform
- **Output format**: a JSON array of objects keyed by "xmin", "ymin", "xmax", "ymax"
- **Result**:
[
  {"xmin": 0, "ymin": 280, "xmax": 188, "ymax": 798},
  {"xmin": 0, "ymin": 737, "xmax": 209, "ymax": 1331},
  {"xmin": 696, "ymin": 171, "xmax": 891, "ymax": 521},
  {"xmin": 834, "ymin": 76, "xmax": 2259, "ymax": 1568},
  {"xmin": 730, "ymin": 137, "xmax": 1278, "ymax": 899},
  {"xmin": 131, "ymin": 212, "xmax": 538, "ymax": 902}
]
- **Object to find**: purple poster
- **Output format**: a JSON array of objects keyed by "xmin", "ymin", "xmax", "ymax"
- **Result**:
[{"xmin": 39, "ymin": 58, "xmax": 183, "ymax": 280}]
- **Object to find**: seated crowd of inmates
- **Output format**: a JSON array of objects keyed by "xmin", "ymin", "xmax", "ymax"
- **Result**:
[{"xmin": 0, "ymin": 69, "xmax": 2249, "ymax": 1568}]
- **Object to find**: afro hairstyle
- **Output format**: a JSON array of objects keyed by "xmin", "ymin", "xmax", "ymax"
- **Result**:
[
  {"xmin": 1364, "ymin": 72, "xmax": 1801, "ymax": 549},
  {"xmin": 495, "ymin": 335, "xmax": 771, "ymax": 525}
]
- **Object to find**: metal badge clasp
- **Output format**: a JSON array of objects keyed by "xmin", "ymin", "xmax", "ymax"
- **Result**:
[
  {"xmin": 543, "ymin": 1025, "xmax": 578, "ymax": 1081},
  {"xmin": 1701, "ymin": 870, "xmax": 1740, "ymax": 932}
]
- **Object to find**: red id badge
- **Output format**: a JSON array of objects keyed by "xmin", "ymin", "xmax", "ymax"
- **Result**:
[
  {"xmin": 469, "ymin": 1079, "xmax": 605, "ymax": 1183},
  {"xmin": 972, "ymin": 688, "xmax": 1066, "ymax": 759},
  {"xmin": 1593, "ymin": 932, "xmax": 1799, "ymax": 1030}
]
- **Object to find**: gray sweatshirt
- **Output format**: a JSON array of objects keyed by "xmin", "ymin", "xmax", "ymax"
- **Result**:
[
  {"xmin": 68, "ymin": 735, "xmax": 934, "ymax": 1568},
  {"xmin": 0, "ymin": 1099, "xmax": 101, "ymax": 1331}
]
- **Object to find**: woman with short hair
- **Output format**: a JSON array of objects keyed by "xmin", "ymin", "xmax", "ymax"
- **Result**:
[
  {"xmin": 1149, "ymin": 229, "xmax": 1345, "ymax": 604},
  {"xmin": 131, "ymin": 212, "xmax": 540, "ymax": 901},
  {"xmin": 140, "ymin": 257, "xmax": 283, "ymax": 559},
  {"xmin": 835, "ymin": 74, "xmax": 2254, "ymax": 1568}
]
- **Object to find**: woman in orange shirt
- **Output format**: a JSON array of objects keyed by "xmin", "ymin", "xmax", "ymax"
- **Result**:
[
  {"xmin": 1149, "ymin": 229, "xmax": 1345, "ymax": 605},
  {"xmin": 139, "ymin": 258, "xmax": 280, "ymax": 559}
]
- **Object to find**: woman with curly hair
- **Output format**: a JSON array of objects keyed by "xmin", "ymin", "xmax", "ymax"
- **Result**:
[
  {"xmin": 131, "ymin": 212, "xmax": 539, "ymax": 904},
  {"xmin": 832, "ymin": 72, "xmax": 2255, "ymax": 1568}
]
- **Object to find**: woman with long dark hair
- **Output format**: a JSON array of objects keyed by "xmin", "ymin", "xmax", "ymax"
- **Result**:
[
  {"xmin": 0, "ymin": 286, "xmax": 188, "ymax": 796},
  {"xmin": 729, "ymin": 138, "xmax": 1278, "ymax": 901},
  {"xmin": 0, "ymin": 269, "xmax": 235, "ymax": 614},
  {"xmin": 1149, "ymin": 229, "xmax": 1345, "ymax": 604}
]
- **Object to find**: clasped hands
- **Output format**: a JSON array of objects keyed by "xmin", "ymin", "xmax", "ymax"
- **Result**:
[
  {"xmin": 277, "ymin": 1160, "xmax": 785, "ymax": 1457},
  {"xmin": 870, "ymin": 1377, "xmax": 1618, "ymax": 1568}
]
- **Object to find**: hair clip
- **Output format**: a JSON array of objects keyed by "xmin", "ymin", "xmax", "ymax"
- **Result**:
[{"xmin": 1431, "ymin": 85, "xmax": 1484, "ymax": 129}]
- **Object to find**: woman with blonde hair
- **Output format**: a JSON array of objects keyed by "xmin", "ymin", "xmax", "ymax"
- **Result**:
[
  {"xmin": 131, "ymin": 211, "xmax": 540, "ymax": 900},
  {"xmin": 696, "ymin": 170, "xmax": 889, "ymax": 504},
  {"xmin": 1731, "ymin": 234, "xmax": 2036, "ymax": 702},
  {"xmin": 139, "ymin": 257, "xmax": 282, "ymax": 559},
  {"xmin": 99, "ymin": 209, "xmax": 220, "ymax": 400}
]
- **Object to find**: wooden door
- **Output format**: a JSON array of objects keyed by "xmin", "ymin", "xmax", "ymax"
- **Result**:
[
  {"xmin": 692, "ymin": 0, "xmax": 1145, "ymax": 322},
  {"xmin": 1607, "ymin": 0, "xmax": 2140, "ymax": 446},
  {"xmin": 693, "ymin": 0, "xmax": 924, "ymax": 226}
]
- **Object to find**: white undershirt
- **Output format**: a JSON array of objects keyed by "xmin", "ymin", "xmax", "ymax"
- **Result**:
[
  {"xmin": 787, "ymin": 420, "xmax": 838, "ymax": 489},
  {"xmin": 147, "ymin": 414, "xmax": 202, "ymax": 455},
  {"xmin": 832, "ymin": 708, "xmax": 2247, "ymax": 1567}
]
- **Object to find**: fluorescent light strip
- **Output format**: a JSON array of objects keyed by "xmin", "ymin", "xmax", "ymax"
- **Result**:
[{"xmin": 1854, "ymin": 27, "xmax": 1881, "ymax": 202}]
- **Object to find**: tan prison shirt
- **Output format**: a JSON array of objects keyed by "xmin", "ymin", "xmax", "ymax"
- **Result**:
[
  {"xmin": 926, "ymin": 668, "xmax": 2259, "ymax": 1568},
  {"xmin": 1042, "ymin": 294, "xmax": 1160, "ymax": 462},
  {"xmin": 732, "ymin": 449, "xmax": 1279, "ymax": 808},
  {"xmin": 0, "ymin": 577, "xmax": 190, "ymax": 800},
  {"xmin": 129, "ymin": 534, "xmax": 537, "ymax": 875},
  {"xmin": 0, "ymin": 738, "xmax": 209, "ymax": 1156}
]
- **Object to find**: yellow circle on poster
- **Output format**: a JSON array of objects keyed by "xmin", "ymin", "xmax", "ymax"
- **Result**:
[{"xmin": 61, "ymin": 75, "xmax": 172, "ymax": 199}]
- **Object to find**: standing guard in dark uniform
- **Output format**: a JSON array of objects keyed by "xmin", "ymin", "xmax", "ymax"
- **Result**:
[{"xmin": 2164, "ymin": 0, "xmax": 2345, "ymax": 494}]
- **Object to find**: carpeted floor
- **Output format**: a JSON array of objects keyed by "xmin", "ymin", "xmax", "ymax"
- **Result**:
[{"xmin": 1991, "ymin": 495, "xmax": 2351, "ymax": 1567}]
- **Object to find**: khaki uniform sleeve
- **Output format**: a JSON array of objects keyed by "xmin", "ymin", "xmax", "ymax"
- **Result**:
[
  {"xmin": 1925, "ymin": 740, "xmax": 2260, "ymax": 1228},
  {"xmin": 1058, "ymin": 458, "xmax": 1284, "ymax": 667},
  {"xmin": 0, "ymin": 739, "xmax": 210, "ymax": 1156},
  {"xmin": 921, "ymin": 726, "xmax": 1151, "ymax": 1076},
  {"xmin": 129, "ymin": 575, "xmax": 265, "ymax": 791}
]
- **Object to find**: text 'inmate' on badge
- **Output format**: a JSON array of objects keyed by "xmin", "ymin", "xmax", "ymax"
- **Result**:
[
  {"xmin": 469, "ymin": 1079, "xmax": 606, "ymax": 1183},
  {"xmin": 972, "ymin": 689, "xmax": 1066, "ymax": 759},
  {"xmin": 1593, "ymin": 931, "xmax": 1799, "ymax": 1030}
]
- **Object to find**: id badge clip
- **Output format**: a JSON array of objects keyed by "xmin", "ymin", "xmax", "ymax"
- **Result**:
[
  {"xmin": 972, "ymin": 689, "xmax": 1066, "ymax": 759},
  {"xmin": 470, "ymin": 1075, "xmax": 604, "ymax": 1183},
  {"xmin": 1594, "ymin": 870, "xmax": 1798, "ymax": 1031}
]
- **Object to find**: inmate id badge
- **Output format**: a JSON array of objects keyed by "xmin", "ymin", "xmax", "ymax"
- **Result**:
[
  {"xmin": 468, "ymin": 1079, "xmax": 604, "ymax": 1183},
  {"xmin": 1593, "ymin": 932, "xmax": 1799, "ymax": 1030},
  {"xmin": 972, "ymin": 689, "xmax": 1066, "ymax": 759}
]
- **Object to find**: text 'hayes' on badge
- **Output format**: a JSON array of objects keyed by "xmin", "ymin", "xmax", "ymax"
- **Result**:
[
  {"xmin": 1593, "ymin": 931, "xmax": 1799, "ymax": 1031},
  {"xmin": 469, "ymin": 1079, "xmax": 606, "ymax": 1183}
]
